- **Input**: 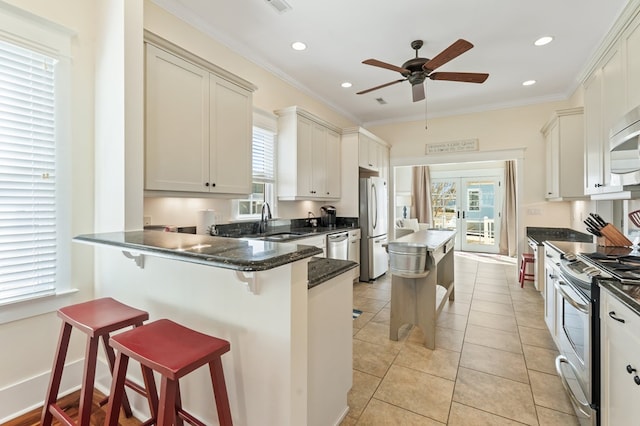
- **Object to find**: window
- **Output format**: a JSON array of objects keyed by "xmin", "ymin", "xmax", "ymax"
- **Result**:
[
  {"xmin": 0, "ymin": 3, "xmax": 74, "ymax": 320},
  {"xmin": 467, "ymin": 188, "xmax": 481, "ymax": 211},
  {"xmin": 236, "ymin": 124, "xmax": 276, "ymax": 219}
]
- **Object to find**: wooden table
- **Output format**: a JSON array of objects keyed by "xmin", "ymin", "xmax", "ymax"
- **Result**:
[{"xmin": 387, "ymin": 230, "xmax": 456, "ymax": 349}]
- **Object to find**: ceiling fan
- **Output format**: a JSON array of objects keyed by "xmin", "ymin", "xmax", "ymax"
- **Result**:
[{"xmin": 357, "ymin": 39, "xmax": 489, "ymax": 102}]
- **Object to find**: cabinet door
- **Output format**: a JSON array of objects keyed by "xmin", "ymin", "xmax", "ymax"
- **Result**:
[
  {"xmin": 210, "ymin": 76, "xmax": 252, "ymax": 195},
  {"xmin": 296, "ymin": 116, "xmax": 315, "ymax": 197},
  {"xmin": 359, "ymin": 135, "xmax": 371, "ymax": 169},
  {"xmin": 625, "ymin": 18, "xmax": 640, "ymax": 110},
  {"xmin": 311, "ymin": 122, "xmax": 327, "ymax": 197},
  {"xmin": 584, "ymin": 71, "xmax": 604, "ymax": 194},
  {"xmin": 601, "ymin": 49, "xmax": 625, "ymax": 187},
  {"xmin": 325, "ymin": 129, "xmax": 341, "ymax": 198},
  {"xmin": 601, "ymin": 290, "xmax": 640, "ymax": 426},
  {"xmin": 145, "ymin": 44, "xmax": 210, "ymax": 192},
  {"xmin": 545, "ymin": 121, "xmax": 560, "ymax": 199},
  {"xmin": 543, "ymin": 259, "xmax": 558, "ymax": 340}
]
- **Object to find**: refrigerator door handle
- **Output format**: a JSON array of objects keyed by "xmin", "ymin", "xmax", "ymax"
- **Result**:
[{"xmin": 371, "ymin": 183, "xmax": 378, "ymax": 230}]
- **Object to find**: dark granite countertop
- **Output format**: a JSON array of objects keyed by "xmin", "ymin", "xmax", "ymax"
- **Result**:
[
  {"xmin": 74, "ymin": 230, "xmax": 323, "ymax": 272},
  {"xmin": 598, "ymin": 279, "xmax": 640, "ymax": 316},
  {"xmin": 527, "ymin": 227, "xmax": 593, "ymax": 245},
  {"xmin": 308, "ymin": 257, "xmax": 357, "ymax": 289}
]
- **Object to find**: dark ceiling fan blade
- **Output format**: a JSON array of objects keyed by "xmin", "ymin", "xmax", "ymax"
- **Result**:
[
  {"xmin": 362, "ymin": 59, "xmax": 411, "ymax": 75},
  {"xmin": 412, "ymin": 83, "xmax": 425, "ymax": 102},
  {"xmin": 429, "ymin": 72, "xmax": 489, "ymax": 83},
  {"xmin": 422, "ymin": 39, "xmax": 474, "ymax": 72},
  {"xmin": 356, "ymin": 79, "xmax": 406, "ymax": 95}
]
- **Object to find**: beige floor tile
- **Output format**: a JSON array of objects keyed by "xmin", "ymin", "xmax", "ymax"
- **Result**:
[
  {"xmin": 370, "ymin": 306, "xmax": 390, "ymax": 324},
  {"xmin": 395, "ymin": 342, "xmax": 460, "ymax": 381},
  {"xmin": 470, "ymin": 299, "xmax": 515, "ymax": 317},
  {"xmin": 407, "ymin": 325, "xmax": 466, "ymax": 352},
  {"xmin": 374, "ymin": 364, "xmax": 455, "ymax": 423},
  {"xmin": 536, "ymin": 405, "xmax": 580, "ymax": 426},
  {"xmin": 529, "ymin": 370, "xmax": 575, "ymax": 415},
  {"xmin": 467, "ymin": 310, "xmax": 518, "ymax": 333},
  {"xmin": 472, "ymin": 290, "xmax": 513, "ymax": 305},
  {"xmin": 346, "ymin": 369, "xmax": 381, "ymax": 419},
  {"xmin": 512, "ymin": 299, "xmax": 544, "ymax": 314},
  {"xmin": 515, "ymin": 310, "xmax": 547, "ymax": 330},
  {"xmin": 464, "ymin": 324, "xmax": 523, "ymax": 354},
  {"xmin": 523, "ymin": 344, "xmax": 559, "ymax": 374},
  {"xmin": 460, "ymin": 342, "xmax": 528, "ymax": 383},
  {"xmin": 356, "ymin": 398, "xmax": 444, "ymax": 425},
  {"xmin": 339, "ymin": 415, "xmax": 358, "ymax": 425},
  {"xmin": 352, "ymin": 338, "xmax": 398, "ymax": 378},
  {"xmin": 353, "ymin": 311, "xmax": 375, "ymax": 330},
  {"xmin": 436, "ymin": 311, "xmax": 468, "ymax": 332},
  {"xmin": 448, "ymin": 402, "xmax": 526, "ymax": 425},
  {"xmin": 440, "ymin": 300, "xmax": 471, "ymax": 316},
  {"xmin": 362, "ymin": 286, "xmax": 392, "ymax": 301},
  {"xmin": 475, "ymin": 283, "xmax": 512, "ymax": 295},
  {"xmin": 452, "ymin": 291, "xmax": 473, "ymax": 303},
  {"xmin": 453, "ymin": 367, "xmax": 538, "ymax": 425},
  {"xmin": 518, "ymin": 325, "xmax": 556, "ymax": 350},
  {"xmin": 354, "ymin": 296, "xmax": 388, "ymax": 314},
  {"xmin": 354, "ymin": 320, "xmax": 409, "ymax": 349}
]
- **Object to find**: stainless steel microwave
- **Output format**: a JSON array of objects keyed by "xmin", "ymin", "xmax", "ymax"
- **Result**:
[{"xmin": 610, "ymin": 105, "xmax": 640, "ymax": 186}]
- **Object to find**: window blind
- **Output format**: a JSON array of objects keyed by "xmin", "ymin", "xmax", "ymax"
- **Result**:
[
  {"xmin": 252, "ymin": 126, "xmax": 275, "ymax": 183},
  {"xmin": 0, "ymin": 39, "xmax": 57, "ymax": 302}
]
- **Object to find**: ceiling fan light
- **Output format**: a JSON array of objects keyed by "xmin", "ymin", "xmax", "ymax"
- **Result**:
[
  {"xmin": 291, "ymin": 41, "xmax": 307, "ymax": 51},
  {"xmin": 534, "ymin": 36, "xmax": 554, "ymax": 46},
  {"xmin": 522, "ymin": 80, "xmax": 536, "ymax": 86},
  {"xmin": 341, "ymin": 82, "xmax": 352, "ymax": 88}
]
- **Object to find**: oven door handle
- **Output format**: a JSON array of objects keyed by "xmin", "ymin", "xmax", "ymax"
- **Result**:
[
  {"xmin": 555, "ymin": 281, "xmax": 589, "ymax": 314},
  {"xmin": 555, "ymin": 355, "xmax": 592, "ymax": 418}
]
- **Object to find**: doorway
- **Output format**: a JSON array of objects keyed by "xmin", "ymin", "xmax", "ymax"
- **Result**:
[{"xmin": 431, "ymin": 176, "xmax": 502, "ymax": 253}]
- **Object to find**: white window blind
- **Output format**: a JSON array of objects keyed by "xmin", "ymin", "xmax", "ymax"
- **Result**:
[
  {"xmin": 252, "ymin": 126, "xmax": 275, "ymax": 183},
  {"xmin": 0, "ymin": 39, "xmax": 58, "ymax": 302}
]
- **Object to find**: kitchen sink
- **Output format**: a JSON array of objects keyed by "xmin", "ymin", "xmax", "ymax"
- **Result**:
[{"xmin": 263, "ymin": 232, "xmax": 305, "ymax": 241}]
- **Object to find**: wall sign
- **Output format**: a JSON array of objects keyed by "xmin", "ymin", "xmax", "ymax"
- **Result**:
[{"xmin": 425, "ymin": 139, "xmax": 479, "ymax": 154}]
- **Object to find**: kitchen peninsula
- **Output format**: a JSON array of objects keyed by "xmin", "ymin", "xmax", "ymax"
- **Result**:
[{"xmin": 74, "ymin": 230, "xmax": 356, "ymax": 426}]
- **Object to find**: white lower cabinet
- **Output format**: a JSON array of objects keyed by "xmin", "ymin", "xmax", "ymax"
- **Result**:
[
  {"xmin": 543, "ymin": 246, "xmax": 560, "ymax": 343},
  {"xmin": 296, "ymin": 235, "xmax": 326, "ymax": 257},
  {"xmin": 600, "ymin": 287, "xmax": 640, "ymax": 425}
]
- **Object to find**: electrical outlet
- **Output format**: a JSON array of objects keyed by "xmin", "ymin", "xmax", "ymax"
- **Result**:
[{"xmin": 143, "ymin": 216, "xmax": 152, "ymax": 226}]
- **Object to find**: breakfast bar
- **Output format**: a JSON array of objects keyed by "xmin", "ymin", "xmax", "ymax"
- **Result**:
[
  {"xmin": 74, "ymin": 230, "xmax": 356, "ymax": 426},
  {"xmin": 387, "ymin": 229, "xmax": 456, "ymax": 349}
]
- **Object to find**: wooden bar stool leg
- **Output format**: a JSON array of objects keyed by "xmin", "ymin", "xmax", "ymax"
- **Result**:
[
  {"xmin": 41, "ymin": 323, "xmax": 72, "ymax": 426},
  {"xmin": 157, "ymin": 376, "xmax": 178, "ymax": 426},
  {"xmin": 101, "ymin": 333, "xmax": 134, "ymax": 417},
  {"xmin": 105, "ymin": 352, "xmax": 130, "ymax": 426},
  {"xmin": 209, "ymin": 358, "xmax": 233, "ymax": 426},
  {"xmin": 141, "ymin": 364, "xmax": 159, "ymax": 420},
  {"xmin": 78, "ymin": 336, "xmax": 99, "ymax": 426}
]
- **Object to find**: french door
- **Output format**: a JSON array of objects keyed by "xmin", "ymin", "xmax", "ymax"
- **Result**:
[{"xmin": 431, "ymin": 176, "xmax": 502, "ymax": 253}]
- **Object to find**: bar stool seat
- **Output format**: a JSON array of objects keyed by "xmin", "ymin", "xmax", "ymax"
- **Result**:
[
  {"xmin": 41, "ymin": 297, "xmax": 149, "ymax": 426},
  {"xmin": 106, "ymin": 319, "xmax": 233, "ymax": 426},
  {"xmin": 519, "ymin": 253, "xmax": 535, "ymax": 287}
]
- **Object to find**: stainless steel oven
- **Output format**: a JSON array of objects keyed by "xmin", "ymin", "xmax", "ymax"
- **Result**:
[{"xmin": 556, "ymin": 259, "xmax": 598, "ymax": 425}]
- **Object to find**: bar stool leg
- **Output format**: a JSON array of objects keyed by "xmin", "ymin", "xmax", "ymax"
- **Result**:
[
  {"xmin": 209, "ymin": 358, "xmax": 233, "ymax": 426},
  {"xmin": 141, "ymin": 364, "xmax": 160, "ymax": 420},
  {"xmin": 78, "ymin": 336, "xmax": 99, "ymax": 426},
  {"xmin": 158, "ymin": 376, "xmax": 178, "ymax": 425},
  {"xmin": 41, "ymin": 323, "xmax": 72, "ymax": 426},
  {"xmin": 100, "ymin": 333, "xmax": 134, "ymax": 417},
  {"xmin": 105, "ymin": 352, "xmax": 130, "ymax": 426}
]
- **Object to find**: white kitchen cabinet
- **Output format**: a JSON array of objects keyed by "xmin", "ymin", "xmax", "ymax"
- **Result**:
[
  {"xmin": 145, "ymin": 41, "xmax": 254, "ymax": 195},
  {"xmin": 541, "ymin": 108, "xmax": 584, "ymax": 200},
  {"xmin": 584, "ymin": 70, "xmax": 605, "ymax": 194},
  {"xmin": 600, "ymin": 287, "xmax": 640, "ymax": 426},
  {"xmin": 624, "ymin": 17, "xmax": 640, "ymax": 110},
  {"xmin": 542, "ymin": 243, "xmax": 561, "ymax": 344},
  {"xmin": 359, "ymin": 135, "xmax": 380, "ymax": 171},
  {"xmin": 276, "ymin": 107, "xmax": 342, "ymax": 201}
]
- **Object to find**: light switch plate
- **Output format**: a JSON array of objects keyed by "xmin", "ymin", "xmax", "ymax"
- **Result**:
[{"xmin": 143, "ymin": 216, "xmax": 152, "ymax": 226}]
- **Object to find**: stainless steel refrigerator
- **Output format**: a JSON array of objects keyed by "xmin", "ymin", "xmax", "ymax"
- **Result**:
[{"xmin": 359, "ymin": 176, "xmax": 389, "ymax": 281}]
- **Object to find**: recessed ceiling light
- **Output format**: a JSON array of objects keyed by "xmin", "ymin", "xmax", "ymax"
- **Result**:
[
  {"xmin": 291, "ymin": 41, "xmax": 307, "ymax": 51},
  {"xmin": 341, "ymin": 82, "xmax": 352, "ymax": 88},
  {"xmin": 522, "ymin": 80, "xmax": 536, "ymax": 86},
  {"xmin": 534, "ymin": 36, "xmax": 554, "ymax": 46}
]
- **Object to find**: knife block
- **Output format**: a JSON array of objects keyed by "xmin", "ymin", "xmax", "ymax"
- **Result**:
[{"xmin": 597, "ymin": 224, "xmax": 632, "ymax": 247}]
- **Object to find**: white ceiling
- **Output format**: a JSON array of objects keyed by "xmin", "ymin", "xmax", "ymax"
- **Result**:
[{"xmin": 151, "ymin": 0, "xmax": 630, "ymax": 126}]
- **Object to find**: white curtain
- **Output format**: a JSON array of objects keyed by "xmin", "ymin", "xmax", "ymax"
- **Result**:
[
  {"xmin": 411, "ymin": 166, "xmax": 433, "ymax": 226},
  {"xmin": 499, "ymin": 161, "xmax": 517, "ymax": 256}
]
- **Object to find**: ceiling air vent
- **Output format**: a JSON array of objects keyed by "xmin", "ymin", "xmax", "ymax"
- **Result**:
[
  {"xmin": 265, "ymin": 0, "xmax": 292, "ymax": 13},
  {"xmin": 376, "ymin": 98, "xmax": 387, "ymax": 105}
]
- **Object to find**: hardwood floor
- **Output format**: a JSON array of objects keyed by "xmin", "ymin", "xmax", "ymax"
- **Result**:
[{"xmin": 1, "ymin": 390, "xmax": 142, "ymax": 426}]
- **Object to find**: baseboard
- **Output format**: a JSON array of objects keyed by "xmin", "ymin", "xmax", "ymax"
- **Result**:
[{"xmin": 0, "ymin": 358, "xmax": 110, "ymax": 423}]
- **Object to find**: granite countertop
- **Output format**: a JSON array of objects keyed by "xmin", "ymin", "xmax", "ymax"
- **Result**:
[
  {"xmin": 74, "ymin": 230, "xmax": 323, "ymax": 272},
  {"xmin": 599, "ymin": 279, "xmax": 640, "ymax": 316},
  {"xmin": 307, "ymin": 257, "xmax": 357, "ymax": 289},
  {"xmin": 527, "ymin": 226, "xmax": 593, "ymax": 245}
]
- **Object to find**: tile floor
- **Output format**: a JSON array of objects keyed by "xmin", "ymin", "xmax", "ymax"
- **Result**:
[{"xmin": 342, "ymin": 251, "xmax": 579, "ymax": 426}]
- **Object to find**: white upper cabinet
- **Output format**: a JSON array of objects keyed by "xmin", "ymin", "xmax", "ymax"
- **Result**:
[
  {"xmin": 584, "ymin": 70, "xmax": 605, "ymax": 194},
  {"xmin": 276, "ymin": 107, "xmax": 342, "ymax": 200},
  {"xmin": 624, "ymin": 15, "xmax": 640, "ymax": 112},
  {"xmin": 144, "ymin": 38, "xmax": 254, "ymax": 195},
  {"xmin": 541, "ymin": 107, "xmax": 584, "ymax": 200}
]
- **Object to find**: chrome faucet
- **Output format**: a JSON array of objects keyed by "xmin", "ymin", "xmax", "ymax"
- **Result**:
[{"xmin": 259, "ymin": 202, "xmax": 272, "ymax": 233}]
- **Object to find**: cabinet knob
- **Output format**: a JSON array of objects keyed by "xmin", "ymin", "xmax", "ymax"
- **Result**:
[
  {"xmin": 595, "ymin": 183, "xmax": 603, "ymax": 188},
  {"xmin": 212, "ymin": 183, "xmax": 216, "ymax": 187},
  {"xmin": 204, "ymin": 182, "xmax": 210, "ymax": 187},
  {"xmin": 635, "ymin": 376, "xmax": 640, "ymax": 386},
  {"xmin": 609, "ymin": 311, "xmax": 626, "ymax": 323},
  {"xmin": 627, "ymin": 364, "xmax": 637, "ymax": 374}
]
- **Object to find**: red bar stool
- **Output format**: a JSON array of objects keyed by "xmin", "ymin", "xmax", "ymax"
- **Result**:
[
  {"xmin": 519, "ymin": 253, "xmax": 535, "ymax": 287},
  {"xmin": 105, "ymin": 319, "xmax": 233, "ymax": 426},
  {"xmin": 41, "ymin": 297, "xmax": 150, "ymax": 426}
]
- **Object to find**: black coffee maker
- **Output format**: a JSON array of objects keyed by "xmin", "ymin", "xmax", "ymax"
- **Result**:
[{"xmin": 320, "ymin": 205, "xmax": 337, "ymax": 227}]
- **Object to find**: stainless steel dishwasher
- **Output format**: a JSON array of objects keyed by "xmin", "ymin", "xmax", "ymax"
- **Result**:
[{"xmin": 327, "ymin": 231, "xmax": 349, "ymax": 260}]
